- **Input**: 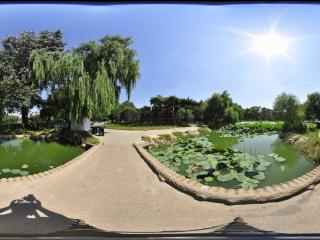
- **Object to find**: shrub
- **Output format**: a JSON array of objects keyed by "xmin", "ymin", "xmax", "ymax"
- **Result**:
[
  {"xmin": 176, "ymin": 108, "xmax": 186, "ymax": 124},
  {"xmin": 172, "ymin": 131, "xmax": 184, "ymax": 138},
  {"xmin": 199, "ymin": 127, "xmax": 211, "ymax": 135},
  {"xmin": 141, "ymin": 135, "xmax": 152, "ymax": 142},
  {"xmin": 158, "ymin": 134, "xmax": 172, "ymax": 142}
]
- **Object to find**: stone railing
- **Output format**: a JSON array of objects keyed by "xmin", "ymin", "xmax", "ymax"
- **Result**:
[{"xmin": 133, "ymin": 140, "xmax": 320, "ymax": 204}]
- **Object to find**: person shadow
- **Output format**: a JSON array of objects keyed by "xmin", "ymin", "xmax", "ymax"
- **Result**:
[{"xmin": 0, "ymin": 194, "xmax": 76, "ymax": 235}]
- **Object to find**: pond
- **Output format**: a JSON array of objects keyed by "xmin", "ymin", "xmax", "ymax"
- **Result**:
[
  {"xmin": 149, "ymin": 133, "xmax": 316, "ymax": 189},
  {"xmin": 0, "ymin": 139, "xmax": 85, "ymax": 178},
  {"xmin": 208, "ymin": 133, "xmax": 315, "ymax": 188}
]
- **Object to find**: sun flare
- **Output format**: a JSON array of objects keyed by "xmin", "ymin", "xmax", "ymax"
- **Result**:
[{"xmin": 251, "ymin": 33, "xmax": 289, "ymax": 58}]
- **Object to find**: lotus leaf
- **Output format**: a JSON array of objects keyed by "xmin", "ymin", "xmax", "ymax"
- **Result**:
[
  {"xmin": 275, "ymin": 156, "xmax": 286, "ymax": 162},
  {"xmin": 204, "ymin": 176, "xmax": 214, "ymax": 183},
  {"xmin": 11, "ymin": 169, "xmax": 21, "ymax": 174},
  {"xmin": 21, "ymin": 164, "xmax": 28, "ymax": 169},
  {"xmin": 253, "ymin": 172, "xmax": 265, "ymax": 180},
  {"xmin": 20, "ymin": 171, "xmax": 29, "ymax": 176},
  {"xmin": 217, "ymin": 171, "xmax": 236, "ymax": 182}
]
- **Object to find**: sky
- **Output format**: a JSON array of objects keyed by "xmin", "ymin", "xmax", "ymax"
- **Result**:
[{"xmin": 1, "ymin": 3, "xmax": 320, "ymax": 109}]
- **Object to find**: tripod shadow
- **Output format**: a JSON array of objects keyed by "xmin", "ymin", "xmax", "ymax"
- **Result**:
[{"xmin": 0, "ymin": 194, "xmax": 74, "ymax": 235}]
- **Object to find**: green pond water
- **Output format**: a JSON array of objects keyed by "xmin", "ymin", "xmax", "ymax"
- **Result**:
[
  {"xmin": 0, "ymin": 139, "xmax": 85, "ymax": 178},
  {"xmin": 151, "ymin": 133, "xmax": 315, "ymax": 188},
  {"xmin": 207, "ymin": 133, "xmax": 315, "ymax": 188}
]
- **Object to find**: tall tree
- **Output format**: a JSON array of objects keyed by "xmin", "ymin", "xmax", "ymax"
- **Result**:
[
  {"xmin": 204, "ymin": 91, "xmax": 240, "ymax": 129},
  {"xmin": 273, "ymin": 93, "xmax": 305, "ymax": 132},
  {"xmin": 0, "ymin": 30, "xmax": 65, "ymax": 127},
  {"xmin": 73, "ymin": 35, "xmax": 140, "ymax": 101},
  {"xmin": 305, "ymin": 92, "xmax": 320, "ymax": 121},
  {"xmin": 31, "ymin": 51, "xmax": 116, "ymax": 126}
]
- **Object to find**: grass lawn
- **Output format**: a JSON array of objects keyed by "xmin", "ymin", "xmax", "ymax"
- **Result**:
[{"xmin": 104, "ymin": 123, "xmax": 183, "ymax": 131}]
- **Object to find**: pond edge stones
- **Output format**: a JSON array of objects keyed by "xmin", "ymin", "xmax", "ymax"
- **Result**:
[{"xmin": 134, "ymin": 130, "xmax": 320, "ymax": 204}]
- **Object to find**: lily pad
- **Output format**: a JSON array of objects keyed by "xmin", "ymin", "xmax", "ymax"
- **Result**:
[
  {"xmin": 20, "ymin": 171, "xmax": 29, "ymax": 176},
  {"xmin": 21, "ymin": 164, "xmax": 29, "ymax": 169},
  {"xmin": 1, "ymin": 168, "xmax": 11, "ymax": 173},
  {"xmin": 11, "ymin": 169, "xmax": 21, "ymax": 174},
  {"xmin": 204, "ymin": 176, "xmax": 214, "ymax": 183},
  {"xmin": 275, "ymin": 156, "xmax": 286, "ymax": 162},
  {"xmin": 253, "ymin": 172, "xmax": 265, "ymax": 180}
]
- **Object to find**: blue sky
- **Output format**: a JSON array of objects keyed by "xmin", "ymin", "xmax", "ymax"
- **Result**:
[{"xmin": 1, "ymin": 3, "xmax": 320, "ymax": 109}]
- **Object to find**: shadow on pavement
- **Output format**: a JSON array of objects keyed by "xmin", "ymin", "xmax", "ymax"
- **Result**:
[
  {"xmin": 0, "ymin": 195, "xmax": 319, "ymax": 239},
  {"xmin": 0, "ymin": 194, "xmax": 110, "ymax": 237}
]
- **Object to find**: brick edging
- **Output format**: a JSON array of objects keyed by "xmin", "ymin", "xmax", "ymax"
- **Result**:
[
  {"xmin": 0, "ymin": 143, "xmax": 100, "ymax": 183},
  {"xmin": 133, "ymin": 142, "xmax": 320, "ymax": 204}
]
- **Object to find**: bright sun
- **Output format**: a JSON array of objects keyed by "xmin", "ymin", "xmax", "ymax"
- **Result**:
[{"xmin": 251, "ymin": 33, "xmax": 289, "ymax": 58}]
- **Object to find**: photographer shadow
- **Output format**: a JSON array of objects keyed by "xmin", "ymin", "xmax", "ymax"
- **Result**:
[{"xmin": 0, "ymin": 194, "xmax": 74, "ymax": 235}]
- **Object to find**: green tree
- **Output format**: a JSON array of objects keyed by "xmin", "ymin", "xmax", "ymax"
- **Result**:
[
  {"xmin": 204, "ymin": 91, "xmax": 239, "ymax": 129},
  {"xmin": 305, "ymin": 92, "xmax": 320, "ymax": 121},
  {"xmin": 0, "ymin": 30, "xmax": 65, "ymax": 127},
  {"xmin": 185, "ymin": 109, "xmax": 194, "ymax": 124},
  {"xmin": 150, "ymin": 95, "xmax": 166, "ymax": 124},
  {"xmin": 139, "ymin": 106, "xmax": 153, "ymax": 124},
  {"xmin": 273, "ymin": 93, "xmax": 305, "ymax": 132},
  {"xmin": 176, "ymin": 108, "xmax": 186, "ymax": 124},
  {"xmin": 31, "ymin": 51, "xmax": 116, "ymax": 127},
  {"xmin": 73, "ymin": 36, "xmax": 140, "ymax": 101}
]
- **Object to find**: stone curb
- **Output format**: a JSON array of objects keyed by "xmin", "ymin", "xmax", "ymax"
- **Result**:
[
  {"xmin": 0, "ymin": 143, "xmax": 100, "ymax": 183},
  {"xmin": 133, "ymin": 142, "xmax": 320, "ymax": 204}
]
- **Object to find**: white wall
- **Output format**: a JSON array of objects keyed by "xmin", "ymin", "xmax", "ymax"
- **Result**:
[{"xmin": 70, "ymin": 117, "xmax": 91, "ymax": 132}]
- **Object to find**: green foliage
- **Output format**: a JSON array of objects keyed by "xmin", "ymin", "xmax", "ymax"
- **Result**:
[
  {"xmin": 172, "ymin": 131, "xmax": 185, "ymax": 138},
  {"xmin": 293, "ymin": 130, "xmax": 320, "ymax": 163},
  {"xmin": 149, "ymin": 95, "xmax": 199, "ymax": 125},
  {"xmin": 273, "ymin": 93, "xmax": 306, "ymax": 133},
  {"xmin": 175, "ymin": 108, "xmax": 194, "ymax": 125},
  {"xmin": 158, "ymin": 134, "xmax": 173, "ymax": 142},
  {"xmin": 305, "ymin": 92, "xmax": 320, "ymax": 121},
  {"xmin": 149, "ymin": 135, "xmax": 273, "ymax": 189},
  {"xmin": 73, "ymin": 36, "xmax": 140, "ymax": 101},
  {"xmin": 218, "ymin": 121, "xmax": 284, "ymax": 136},
  {"xmin": 243, "ymin": 106, "xmax": 274, "ymax": 121},
  {"xmin": 204, "ymin": 91, "xmax": 241, "ymax": 129},
  {"xmin": 110, "ymin": 101, "xmax": 140, "ymax": 124},
  {"xmin": 0, "ymin": 30, "xmax": 65, "ymax": 127},
  {"xmin": 120, "ymin": 102, "xmax": 140, "ymax": 124},
  {"xmin": 268, "ymin": 153, "xmax": 286, "ymax": 162},
  {"xmin": 31, "ymin": 51, "xmax": 117, "ymax": 122},
  {"xmin": 199, "ymin": 127, "xmax": 211, "ymax": 135},
  {"xmin": 104, "ymin": 123, "xmax": 177, "ymax": 131},
  {"xmin": 0, "ymin": 114, "xmax": 20, "ymax": 124},
  {"xmin": 141, "ymin": 135, "xmax": 152, "ymax": 142},
  {"xmin": 176, "ymin": 108, "xmax": 186, "ymax": 124}
]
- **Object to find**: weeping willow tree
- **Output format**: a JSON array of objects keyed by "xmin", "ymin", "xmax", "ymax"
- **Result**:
[
  {"xmin": 73, "ymin": 35, "xmax": 140, "ymax": 101},
  {"xmin": 30, "ymin": 51, "xmax": 116, "ymax": 126}
]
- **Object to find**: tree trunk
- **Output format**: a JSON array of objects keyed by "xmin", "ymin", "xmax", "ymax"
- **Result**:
[
  {"xmin": 172, "ymin": 103, "xmax": 176, "ymax": 125},
  {"xmin": 21, "ymin": 107, "xmax": 29, "ymax": 129}
]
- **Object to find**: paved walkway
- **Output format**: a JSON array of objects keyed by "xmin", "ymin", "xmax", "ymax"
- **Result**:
[{"xmin": 0, "ymin": 127, "xmax": 320, "ymax": 234}]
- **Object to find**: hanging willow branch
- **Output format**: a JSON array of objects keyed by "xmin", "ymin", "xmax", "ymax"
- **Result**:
[{"xmin": 30, "ymin": 51, "xmax": 116, "ymax": 122}]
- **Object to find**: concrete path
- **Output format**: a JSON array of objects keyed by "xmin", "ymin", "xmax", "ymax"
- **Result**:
[{"xmin": 0, "ymin": 127, "xmax": 320, "ymax": 234}]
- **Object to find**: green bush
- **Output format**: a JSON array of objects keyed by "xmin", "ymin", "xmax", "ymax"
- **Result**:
[
  {"xmin": 158, "ymin": 134, "xmax": 172, "ymax": 142},
  {"xmin": 141, "ymin": 135, "xmax": 152, "ymax": 142},
  {"xmin": 282, "ymin": 121, "xmax": 306, "ymax": 133},
  {"xmin": 199, "ymin": 127, "xmax": 211, "ymax": 135},
  {"xmin": 172, "ymin": 131, "xmax": 184, "ymax": 138}
]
